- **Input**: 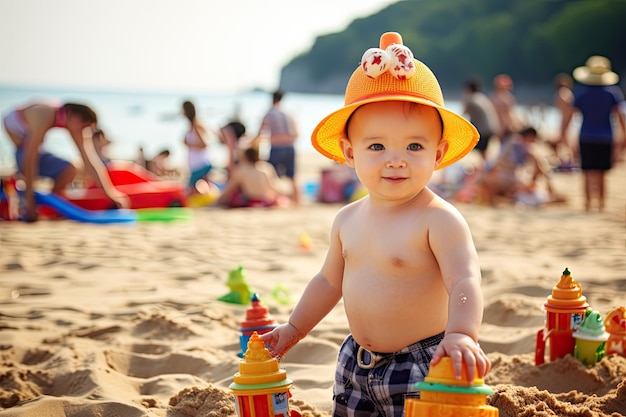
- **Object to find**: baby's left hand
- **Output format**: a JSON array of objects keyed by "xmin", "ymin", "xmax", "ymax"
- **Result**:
[{"xmin": 430, "ymin": 332, "xmax": 490, "ymax": 382}]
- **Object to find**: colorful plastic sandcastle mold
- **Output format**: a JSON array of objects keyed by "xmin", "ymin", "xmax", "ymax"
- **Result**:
[
  {"xmin": 229, "ymin": 332, "xmax": 301, "ymax": 417},
  {"xmin": 535, "ymin": 267, "xmax": 589, "ymax": 365},
  {"xmin": 238, "ymin": 293, "xmax": 278, "ymax": 357},
  {"xmin": 604, "ymin": 306, "xmax": 626, "ymax": 357},
  {"xmin": 573, "ymin": 309, "xmax": 609, "ymax": 366},
  {"xmin": 404, "ymin": 357, "xmax": 498, "ymax": 417}
]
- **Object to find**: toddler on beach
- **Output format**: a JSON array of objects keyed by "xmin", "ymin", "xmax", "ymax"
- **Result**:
[
  {"xmin": 261, "ymin": 32, "xmax": 490, "ymax": 417},
  {"xmin": 216, "ymin": 146, "xmax": 289, "ymax": 208}
]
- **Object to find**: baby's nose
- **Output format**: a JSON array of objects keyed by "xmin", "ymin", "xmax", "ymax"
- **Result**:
[{"xmin": 386, "ymin": 155, "xmax": 406, "ymax": 168}]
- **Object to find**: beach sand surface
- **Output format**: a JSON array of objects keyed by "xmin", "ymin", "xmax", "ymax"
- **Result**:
[{"xmin": 1, "ymin": 151, "xmax": 625, "ymax": 417}]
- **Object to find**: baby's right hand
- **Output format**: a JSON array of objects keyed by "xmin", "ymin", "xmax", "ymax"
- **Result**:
[{"xmin": 260, "ymin": 322, "xmax": 304, "ymax": 359}]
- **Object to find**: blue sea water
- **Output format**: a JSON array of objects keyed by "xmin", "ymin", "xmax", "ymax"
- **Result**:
[{"xmin": 0, "ymin": 85, "xmax": 558, "ymax": 176}]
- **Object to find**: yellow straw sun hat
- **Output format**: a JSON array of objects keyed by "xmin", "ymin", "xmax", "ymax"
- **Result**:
[
  {"xmin": 311, "ymin": 31, "xmax": 479, "ymax": 170},
  {"xmin": 573, "ymin": 55, "xmax": 619, "ymax": 86}
]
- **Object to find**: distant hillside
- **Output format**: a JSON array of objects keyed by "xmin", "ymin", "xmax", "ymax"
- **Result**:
[{"xmin": 279, "ymin": 0, "xmax": 626, "ymax": 102}]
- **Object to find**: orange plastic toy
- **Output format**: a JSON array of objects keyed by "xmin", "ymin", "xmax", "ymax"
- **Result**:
[
  {"xmin": 404, "ymin": 357, "xmax": 498, "ymax": 417},
  {"xmin": 535, "ymin": 268, "xmax": 589, "ymax": 365},
  {"xmin": 604, "ymin": 306, "xmax": 626, "ymax": 357},
  {"xmin": 238, "ymin": 293, "xmax": 278, "ymax": 357}
]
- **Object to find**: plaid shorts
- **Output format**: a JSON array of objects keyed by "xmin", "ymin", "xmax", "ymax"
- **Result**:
[{"xmin": 332, "ymin": 332, "xmax": 444, "ymax": 417}]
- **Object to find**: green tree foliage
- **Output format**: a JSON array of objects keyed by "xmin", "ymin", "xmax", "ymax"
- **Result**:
[{"xmin": 282, "ymin": 0, "xmax": 626, "ymax": 93}]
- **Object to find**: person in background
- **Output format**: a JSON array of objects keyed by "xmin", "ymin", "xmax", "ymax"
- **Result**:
[
  {"xmin": 462, "ymin": 77, "xmax": 500, "ymax": 163},
  {"xmin": 551, "ymin": 73, "xmax": 577, "ymax": 169},
  {"xmin": 75, "ymin": 128, "xmax": 112, "ymax": 188},
  {"xmin": 2, "ymin": 101, "xmax": 129, "ymax": 221},
  {"xmin": 255, "ymin": 90, "xmax": 301, "ymax": 204},
  {"xmin": 146, "ymin": 149, "xmax": 179, "ymax": 178},
  {"xmin": 92, "ymin": 129, "xmax": 112, "ymax": 165},
  {"xmin": 477, "ymin": 126, "xmax": 562, "ymax": 206},
  {"xmin": 490, "ymin": 74, "xmax": 523, "ymax": 144},
  {"xmin": 182, "ymin": 100, "xmax": 212, "ymax": 194},
  {"xmin": 217, "ymin": 120, "xmax": 253, "ymax": 176},
  {"xmin": 561, "ymin": 55, "xmax": 626, "ymax": 212},
  {"xmin": 216, "ymin": 146, "xmax": 288, "ymax": 208},
  {"xmin": 261, "ymin": 31, "xmax": 489, "ymax": 417}
]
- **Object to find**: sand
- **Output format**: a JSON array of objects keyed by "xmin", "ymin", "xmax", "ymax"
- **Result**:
[{"xmin": 1, "ymin": 150, "xmax": 625, "ymax": 417}]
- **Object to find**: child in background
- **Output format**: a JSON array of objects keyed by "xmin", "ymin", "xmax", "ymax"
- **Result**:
[
  {"xmin": 478, "ymin": 126, "xmax": 563, "ymax": 206},
  {"xmin": 216, "ymin": 146, "xmax": 288, "ymax": 208},
  {"xmin": 146, "ymin": 149, "xmax": 180, "ymax": 179},
  {"xmin": 261, "ymin": 32, "xmax": 490, "ymax": 417}
]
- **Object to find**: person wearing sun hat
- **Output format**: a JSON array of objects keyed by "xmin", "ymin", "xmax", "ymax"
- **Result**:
[
  {"xmin": 562, "ymin": 55, "xmax": 626, "ymax": 212},
  {"xmin": 262, "ymin": 32, "xmax": 490, "ymax": 417},
  {"xmin": 311, "ymin": 33, "xmax": 479, "ymax": 168}
]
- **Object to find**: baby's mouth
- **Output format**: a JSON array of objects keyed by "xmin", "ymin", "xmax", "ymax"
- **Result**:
[{"xmin": 383, "ymin": 176, "xmax": 407, "ymax": 182}]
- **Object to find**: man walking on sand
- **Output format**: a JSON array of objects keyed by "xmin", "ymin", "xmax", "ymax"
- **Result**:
[{"xmin": 256, "ymin": 90, "xmax": 301, "ymax": 205}]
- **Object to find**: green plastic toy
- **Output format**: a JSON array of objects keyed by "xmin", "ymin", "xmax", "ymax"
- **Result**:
[{"xmin": 218, "ymin": 265, "xmax": 252, "ymax": 305}]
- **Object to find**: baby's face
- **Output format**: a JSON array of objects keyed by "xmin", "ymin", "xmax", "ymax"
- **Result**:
[{"xmin": 342, "ymin": 101, "xmax": 447, "ymax": 201}]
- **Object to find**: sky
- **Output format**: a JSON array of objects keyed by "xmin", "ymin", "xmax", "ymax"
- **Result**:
[{"xmin": 0, "ymin": 0, "xmax": 400, "ymax": 93}]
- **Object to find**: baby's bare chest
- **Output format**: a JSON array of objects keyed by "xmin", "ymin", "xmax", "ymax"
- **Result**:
[{"xmin": 340, "ymin": 221, "xmax": 436, "ymax": 273}]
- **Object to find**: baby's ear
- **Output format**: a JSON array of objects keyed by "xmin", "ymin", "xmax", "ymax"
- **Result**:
[
  {"xmin": 339, "ymin": 138, "xmax": 355, "ymax": 167},
  {"xmin": 434, "ymin": 140, "xmax": 449, "ymax": 168}
]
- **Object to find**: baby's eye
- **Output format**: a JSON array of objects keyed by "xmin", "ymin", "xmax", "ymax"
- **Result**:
[
  {"xmin": 407, "ymin": 143, "xmax": 422, "ymax": 151},
  {"xmin": 369, "ymin": 143, "xmax": 384, "ymax": 151}
]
